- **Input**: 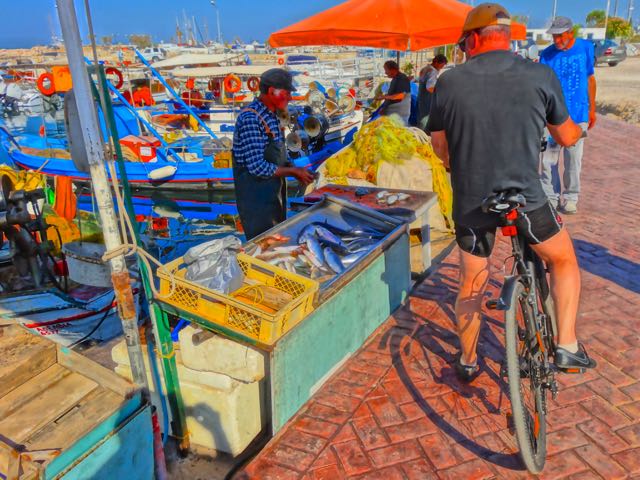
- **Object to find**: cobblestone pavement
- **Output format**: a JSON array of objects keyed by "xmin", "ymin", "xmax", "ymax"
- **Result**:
[{"xmin": 242, "ymin": 117, "xmax": 640, "ymax": 480}]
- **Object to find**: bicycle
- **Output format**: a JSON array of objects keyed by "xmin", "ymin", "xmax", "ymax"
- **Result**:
[{"xmin": 482, "ymin": 189, "xmax": 578, "ymax": 474}]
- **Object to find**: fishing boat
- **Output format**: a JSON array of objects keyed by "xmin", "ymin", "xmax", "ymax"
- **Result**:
[{"xmin": 0, "ymin": 105, "xmax": 346, "ymax": 191}]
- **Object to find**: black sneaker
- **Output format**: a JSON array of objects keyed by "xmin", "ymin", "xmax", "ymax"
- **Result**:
[
  {"xmin": 555, "ymin": 344, "xmax": 597, "ymax": 372},
  {"xmin": 454, "ymin": 352, "xmax": 480, "ymax": 383}
]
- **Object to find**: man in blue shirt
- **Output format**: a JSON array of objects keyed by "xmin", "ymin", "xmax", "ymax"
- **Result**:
[
  {"xmin": 232, "ymin": 69, "xmax": 313, "ymax": 239},
  {"xmin": 540, "ymin": 16, "xmax": 597, "ymax": 214}
]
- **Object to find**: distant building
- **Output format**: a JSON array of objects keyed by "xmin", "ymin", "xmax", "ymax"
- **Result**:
[{"xmin": 527, "ymin": 27, "xmax": 606, "ymax": 42}]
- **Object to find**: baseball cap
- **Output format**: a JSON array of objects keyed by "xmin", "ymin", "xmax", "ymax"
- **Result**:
[
  {"xmin": 260, "ymin": 68, "xmax": 297, "ymax": 92},
  {"xmin": 459, "ymin": 3, "xmax": 512, "ymax": 42},
  {"xmin": 547, "ymin": 16, "xmax": 573, "ymax": 35}
]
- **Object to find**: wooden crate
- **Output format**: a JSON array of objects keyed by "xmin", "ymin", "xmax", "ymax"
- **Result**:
[{"xmin": 0, "ymin": 325, "xmax": 152, "ymax": 480}]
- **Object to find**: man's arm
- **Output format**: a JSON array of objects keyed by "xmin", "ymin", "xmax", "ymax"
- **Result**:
[
  {"xmin": 547, "ymin": 117, "xmax": 583, "ymax": 147},
  {"xmin": 430, "ymin": 130, "xmax": 450, "ymax": 170},
  {"xmin": 588, "ymin": 75, "xmax": 597, "ymax": 129},
  {"xmin": 378, "ymin": 92, "xmax": 405, "ymax": 101}
]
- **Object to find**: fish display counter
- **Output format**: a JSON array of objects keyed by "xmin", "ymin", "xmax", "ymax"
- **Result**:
[
  {"xmin": 244, "ymin": 194, "xmax": 408, "ymax": 303},
  {"xmin": 154, "ymin": 194, "xmax": 412, "ymax": 434}
]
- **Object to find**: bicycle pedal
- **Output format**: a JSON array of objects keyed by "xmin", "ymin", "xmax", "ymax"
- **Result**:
[
  {"xmin": 486, "ymin": 299, "xmax": 499, "ymax": 310},
  {"xmin": 558, "ymin": 367, "xmax": 586, "ymax": 374}
]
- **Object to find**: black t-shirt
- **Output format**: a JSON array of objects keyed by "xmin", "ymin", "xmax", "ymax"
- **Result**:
[
  {"xmin": 384, "ymin": 72, "xmax": 411, "ymax": 105},
  {"xmin": 427, "ymin": 50, "xmax": 569, "ymax": 227}
]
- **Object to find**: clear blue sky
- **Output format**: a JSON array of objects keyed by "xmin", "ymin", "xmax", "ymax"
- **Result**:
[{"xmin": 1, "ymin": 0, "xmax": 636, "ymax": 49}]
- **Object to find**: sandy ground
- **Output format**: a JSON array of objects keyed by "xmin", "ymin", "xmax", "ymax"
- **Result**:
[{"xmin": 594, "ymin": 56, "xmax": 640, "ymax": 125}]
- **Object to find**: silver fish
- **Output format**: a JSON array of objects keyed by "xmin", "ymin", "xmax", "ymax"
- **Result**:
[
  {"xmin": 314, "ymin": 225, "xmax": 347, "ymax": 250},
  {"xmin": 341, "ymin": 251, "xmax": 365, "ymax": 265},
  {"xmin": 324, "ymin": 247, "xmax": 345, "ymax": 274},
  {"xmin": 306, "ymin": 237, "xmax": 325, "ymax": 262},
  {"xmin": 386, "ymin": 194, "xmax": 399, "ymax": 205}
]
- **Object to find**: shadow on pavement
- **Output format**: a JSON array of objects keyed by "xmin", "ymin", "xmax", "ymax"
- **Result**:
[
  {"xmin": 574, "ymin": 238, "xmax": 640, "ymax": 294},
  {"xmin": 378, "ymin": 264, "xmax": 526, "ymax": 471}
]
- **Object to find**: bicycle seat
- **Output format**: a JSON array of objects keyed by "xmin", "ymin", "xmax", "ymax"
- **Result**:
[{"xmin": 481, "ymin": 189, "xmax": 527, "ymax": 214}]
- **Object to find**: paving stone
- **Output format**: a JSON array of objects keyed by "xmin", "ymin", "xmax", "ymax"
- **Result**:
[
  {"xmin": 352, "ymin": 415, "xmax": 390, "ymax": 450},
  {"xmin": 577, "ymin": 418, "xmax": 630, "ymax": 453},
  {"xmin": 578, "ymin": 397, "xmax": 631, "ymax": 429},
  {"xmin": 401, "ymin": 458, "xmax": 437, "ymax": 480},
  {"xmin": 574, "ymin": 444, "xmax": 628, "ymax": 479},
  {"xmin": 436, "ymin": 459, "xmax": 495, "ymax": 480},
  {"xmin": 294, "ymin": 415, "xmax": 341, "ymax": 439},
  {"xmin": 538, "ymin": 451, "xmax": 588, "ymax": 480},
  {"xmin": 332, "ymin": 441, "xmax": 372, "ymax": 476},
  {"xmin": 368, "ymin": 439, "xmax": 423, "ymax": 468},
  {"xmin": 269, "ymin": 444, "xmax": 316, "ymax": 472},
  {"xmin": 366, "ymin": 396, "xmax": 404, "ymax": 427},
  {"xmin": 546, "ymin": 427, "xmax": 590, "ymax": 456},
  {"xmin": 307, "ymin": 464, "xmax": 342, "ymax": 480},
  {"xmin": 616, "ymin": 423, "xmax": 640, "ymax": 446},
  {"xmin": 280, "ymin": 428, "xmax": 328, "ymax": 455},
  {"xmin": 621, "ymin": 381, "xmax": 640, "ymax": 401},
  {"xmin": 418, "ymin": 433, "xmax": 458, "ymax": 470},
  {"xmin": 305, "ymin": 402, "xmax": 352, "ymax": 425},
  {"xmin": 612, "ymin": 447, "xmax": 640, "ymax": 475}
]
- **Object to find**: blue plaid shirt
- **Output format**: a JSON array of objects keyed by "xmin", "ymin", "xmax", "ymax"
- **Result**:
[{"xmin": 232, "ymin": 100, "xmax": 283, "ymax": 178}]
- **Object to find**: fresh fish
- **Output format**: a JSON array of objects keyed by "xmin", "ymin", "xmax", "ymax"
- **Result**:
[
  {"xmin": 342, "ymin": 251, "xmax": 365, "ymax": 265},
  {"xmin": 297, "ymin": 224, "xmax": 318, "ymax": 244},
  {"xmin": 324, "ymin": 247, "xmax": 345, "ymax": 274},
  {"xmin": 314, "ymin": 225, "xmax": 347, "ymax": 250},
  {"xmin": 397, "ymin": 193, "xmax": 410, "ymax": 201},
  {"xmin": 386, "ymin": 194, "xmax": 399, "ymax": 205},
  {"xmin": 376, "ymin": 190, "xmax": 389, "ymax": 200},
  {"xmin": 272, "ymin": 245, "xmax": 302, "ymax": 254},
  {"xmin": 304, "ymin": 240, "xmax": 325, "ymax": 268}
]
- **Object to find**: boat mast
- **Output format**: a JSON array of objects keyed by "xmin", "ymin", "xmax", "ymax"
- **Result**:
[{"xmin": 56, "ymin": 0, "xmax": 149, "ymax": 388}]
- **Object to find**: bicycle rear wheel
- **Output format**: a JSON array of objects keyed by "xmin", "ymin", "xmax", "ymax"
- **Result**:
[{"xmin": 505, "ymin": 280, "xmax": 547, "ymax": 473}]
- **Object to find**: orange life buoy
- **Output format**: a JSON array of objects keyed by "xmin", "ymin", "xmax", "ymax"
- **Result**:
[
  {"xmin": 277, "ymin": 58, "xmax": 285, "ymax": 65},
  {"xmin": 37, "ymin": 73, "xmax": 56, "ymax": 96},
  {"xmin": 223, "ymin": 74, "xmax": 241, "ymax": 94},
  {"xmin": 104, "ymin": 67, "xmax": 124, "ymax": 89},
  {"xmin": 186, "ymin": 77, "xmax": 195, "ymax": 90},
  {"xmin": 246, "ymin": 76, "xmax": 260, "ymax": 92}
]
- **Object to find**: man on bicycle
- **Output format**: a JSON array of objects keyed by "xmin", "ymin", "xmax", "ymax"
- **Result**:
[{"xmin": 427, "ymin": 3, "xmax": 596, "ymax": 382}]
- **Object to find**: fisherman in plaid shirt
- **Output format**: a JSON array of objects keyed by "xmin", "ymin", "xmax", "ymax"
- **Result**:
[{"xmin": 232, "ymin": 69, "xmax": 314, "ymax": 239}]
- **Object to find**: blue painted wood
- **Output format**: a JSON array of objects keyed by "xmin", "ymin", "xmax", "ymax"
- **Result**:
[
  {"xmin": 55, "ymin": 405, "xmax": 153, "ymax": 480},
  {"xmin": 45, "ymin": 393, "xmax": 146, "ymax": 480},
  {"xmin": 270, "ymin": 232, "xmax": 410, "ymax": 432}
]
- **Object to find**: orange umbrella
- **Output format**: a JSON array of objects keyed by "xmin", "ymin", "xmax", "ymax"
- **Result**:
[{"xmin": 269, "ymin": 0, "xmax": 526, "ymax": 51}]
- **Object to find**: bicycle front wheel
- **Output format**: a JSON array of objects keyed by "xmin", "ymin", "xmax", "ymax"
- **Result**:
[{"xmin": 505, "ymin": 279, "xmax": 547, "ymax": 473}]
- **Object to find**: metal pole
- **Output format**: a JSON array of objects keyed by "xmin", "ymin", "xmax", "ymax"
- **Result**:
[
  {"xmin": 628, "ymin": 0, "xmax": 634, "ymax": 23},
  {"xmin": 552, "ymin": 0, "xmax": 558, "ymax": 18},
  {"xmin": 135, "ymin": 48, "xmax": 219, "ymax": 139},
  {"xmin": 614, "ymin": 0, "xmax": 619, "ymax": 16},
  {"xmin": 605, "ymin": 0, "xmax": 612, "ymax": 37},
  {"xmin": 56, "ymin": 0, "xmax": 148, "ymax": 388}
]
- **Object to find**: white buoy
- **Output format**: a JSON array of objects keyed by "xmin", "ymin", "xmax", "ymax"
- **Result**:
[{"xmin": 147, "ymin": 165, "xmax": 177, "ymax": 181}]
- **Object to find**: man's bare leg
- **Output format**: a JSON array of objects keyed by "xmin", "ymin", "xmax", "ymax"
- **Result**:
[
  {"xmin": 455, "ymin": 249, "xmax": 490, "ymax": 365},
  {"xmin": 530, "ymin": 228, "xmax": 580, "ymax": 346}
]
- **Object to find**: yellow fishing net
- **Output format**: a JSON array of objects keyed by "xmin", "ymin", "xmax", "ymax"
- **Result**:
[{"xmin": 324, "ymin": 117, "xmax": 453, "ymax": 228}]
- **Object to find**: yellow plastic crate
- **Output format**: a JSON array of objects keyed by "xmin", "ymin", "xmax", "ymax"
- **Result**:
[{"xmin": 157, "ymin": 253, "xmax": 318, "ymax": 346}]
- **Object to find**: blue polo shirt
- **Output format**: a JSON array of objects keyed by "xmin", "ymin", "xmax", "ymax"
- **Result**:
[{"xmin": 540, "ymin": 38, "xmax": 595, "ymax": 124}]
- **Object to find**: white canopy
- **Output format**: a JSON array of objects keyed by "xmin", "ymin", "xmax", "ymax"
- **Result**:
[
  {"xmin": 151, "ymin": 53, "xmax": 243, "ymax": 69},
  {"xmin": 171, "ymin": 64, "xmax": 274, "ymax": 78}
]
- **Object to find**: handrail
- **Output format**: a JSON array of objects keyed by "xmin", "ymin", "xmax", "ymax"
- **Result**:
[
  {"xmin": 135, "ymin": 48, "xmax": 219, "ymax": 140},
  {"xmin": 0, "ymin": 125, "xmax": 22, "ymax": 151},
  {"xmin": 84, "ymin": 58, "xmax": 183, "ymax": 163}
]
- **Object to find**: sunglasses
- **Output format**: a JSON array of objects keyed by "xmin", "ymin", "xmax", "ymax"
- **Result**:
[{"xmin": 457, "ymin": 30, "xmax": 477, "ymax": 53}]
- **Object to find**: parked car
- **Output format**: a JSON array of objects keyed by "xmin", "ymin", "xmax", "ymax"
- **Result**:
[
  {"xmin": 140, "ymin": 47, "xmax": 167, "ymax": 63},
  {"xmin": 591, "ymin": 39, "xmax": 627, "ymax": 67},
  {"xmin": 516, "ymin": 39, "xmax": 540, "ymax": 62}
]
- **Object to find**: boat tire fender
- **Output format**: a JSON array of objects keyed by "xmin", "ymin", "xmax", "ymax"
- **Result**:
[
  {"xmin": 37, "ymin": 73, "xmax": 56, "ymax": 96},
  {"xmin": 224, "ymin": 74, "xmax": 242, "ymax": 94},
  {"xmin": 105, "ymin": 67, "xmax": 124, "ymax": 89}
]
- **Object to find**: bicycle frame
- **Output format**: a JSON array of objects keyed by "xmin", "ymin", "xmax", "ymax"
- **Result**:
[{"xmin": 493, "ymin": 208, "xmax": 559, "ymax": 398}]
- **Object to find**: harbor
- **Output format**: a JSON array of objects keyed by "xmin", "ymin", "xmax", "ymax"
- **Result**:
[{"xmin": 1, "ymin": 0, "xmax": 639, "ymax": 479}]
